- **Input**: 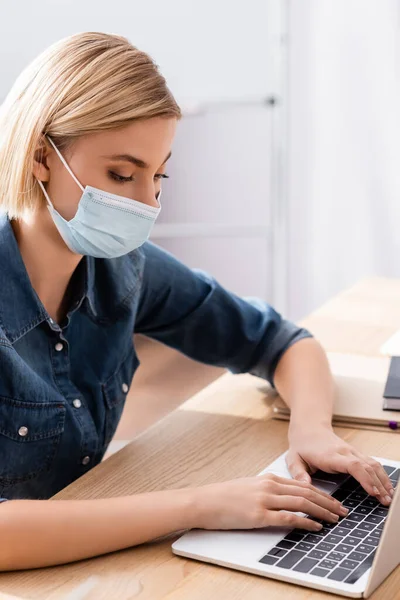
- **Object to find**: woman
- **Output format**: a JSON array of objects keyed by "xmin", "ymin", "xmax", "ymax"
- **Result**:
[{"xmin": 0, "ymin": 32, "xmax": 392, "ymax": 571}]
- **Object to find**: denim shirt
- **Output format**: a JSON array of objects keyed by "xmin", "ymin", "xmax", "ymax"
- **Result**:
[{"xmin": 0, "ymin": 214, "xmax": 311, "ymax": 502}]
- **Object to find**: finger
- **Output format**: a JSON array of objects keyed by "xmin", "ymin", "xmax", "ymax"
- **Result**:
[
  {"xmin": 268, "ymin": 495, "xmax": 341, "ymax": 523},
  {"xmin": 334, "ymin": 455, "xmax": 391, "ymax": 504},
  {"xmin": 354, "ymin": 453, "xmax": 394, "ymax": 497},
  {"xmin": 286, "ymin": 452, "xmax": 312, "ymax": 483},
  {"xmin": 266, "ymin": 510, "xmax": 323, "ymax": 532},
  {"xmin": 270, "ymin": 483, "xmax": 348, "ymax": 517},
  {"xmin": 262, "ymin": 474, "xmax": 338, "ymax": 504},
  {"xmin": 360, "ymin": 459, "xmax": 392, "ymax": 502}
]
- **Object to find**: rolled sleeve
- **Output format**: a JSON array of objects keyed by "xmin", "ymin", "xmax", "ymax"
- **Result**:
[{"xmin": 135, "ymin": 242, "xmax": 313, "ymax": 386}]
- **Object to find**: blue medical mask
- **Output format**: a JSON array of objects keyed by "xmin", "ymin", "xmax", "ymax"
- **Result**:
[{"xmin": 37, "ymin": 135, "xmax": 161, "ymax": 258}]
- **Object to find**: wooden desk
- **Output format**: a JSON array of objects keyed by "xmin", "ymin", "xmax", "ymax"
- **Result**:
[{"xmin": 1, "ymin": 277, "xmax": 400, "ymax": 599}]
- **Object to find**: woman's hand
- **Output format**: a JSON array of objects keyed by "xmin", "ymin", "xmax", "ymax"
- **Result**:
[
  {"xmin": 287, "ymin": 424, "xmax": 394, "ymax": 505},
  {"xmin": 191, "ymin": 473, "xmax": 349, "ymax": 531}
]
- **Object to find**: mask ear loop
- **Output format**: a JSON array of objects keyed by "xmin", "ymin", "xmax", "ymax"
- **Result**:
[{"xmin": 45, "ymin": 135, "xmax": 85, "ymax": 192}]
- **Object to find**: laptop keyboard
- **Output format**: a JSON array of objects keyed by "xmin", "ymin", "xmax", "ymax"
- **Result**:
[{"xmin": 259, "ymin": 465, "xmax": 399, "ymax": 584}]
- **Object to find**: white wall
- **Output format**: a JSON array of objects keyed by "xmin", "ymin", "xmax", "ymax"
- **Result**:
[
  {"xmin": 0, "ymin": 0, "xmax": 272, "ymax": 105},
  {"xmin": 153, "ymin": 104, "xmax": 273, "ymax": 299},
  {"xmin": 288, "ymin": 0, "xmax": 400, "ymax": 320}
]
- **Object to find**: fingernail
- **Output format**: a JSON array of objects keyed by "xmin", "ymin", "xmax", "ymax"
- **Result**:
[
  {"xmin": 389, "ymin": 488, "xmax": 395, "ymax": 497},
  {"xmin": 339, "ymin": 506, "xmax": 349, "ymax": 515},
  {"xmin": 331, "ymin": 514, "xmax": 339, "ymax": 522},
  {"xmin": 299, "ymin": 476, "xmax": 310, "ymax": 483},
  {"xmin": 385, "ymin": 495, "xmax": 392, "ymax": 503},
  {"xmin": 373, "ymin": 487, "xmax": 379, "ymax": 495},
  {"xmin": 313, "ymin": 523, "xmax": 323, "ymax": 530}
]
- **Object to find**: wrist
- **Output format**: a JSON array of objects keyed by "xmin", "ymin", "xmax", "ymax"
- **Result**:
[
  {"xmin": 176, "ymin": 487, "xmax": 204, "ymax": 530},
  {"xmin": 289, "ymin": 413, "xmax": 333, "ymax": 437}
]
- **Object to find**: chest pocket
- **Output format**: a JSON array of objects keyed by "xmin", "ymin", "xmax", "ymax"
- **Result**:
[
  {"xmin": 0, "ymin": 396, "xmax": 66, "ymax": 487},
  {"xmin": 102, "ymin": 345, "xmax": 138, "ymax": 448}
]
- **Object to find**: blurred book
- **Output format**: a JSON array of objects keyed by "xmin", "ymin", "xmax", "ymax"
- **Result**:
[{"xmin": 270, "ymin": 352, "xmax": 400, "ymax": 432}]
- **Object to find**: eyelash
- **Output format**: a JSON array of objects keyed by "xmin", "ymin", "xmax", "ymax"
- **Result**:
[{"xmin": 108, "ymin": 171, "xmax": 170, "ymax": 183}]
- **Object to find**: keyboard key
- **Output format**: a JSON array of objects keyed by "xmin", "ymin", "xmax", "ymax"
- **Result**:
[
  {"xmin": 343, "ymin": 499, "xmax": 359, "ymax": 508},
  {"xmin": 311, "ymin": 567, "xmax": 330, "ymax": 578},
  {"xmin": 316, "ymin": 542, "xmax": 335, "ymax": 552},
  {"xmin": 285, "ymin": 532, "xmax": 304, "ymax": 543},
  {"xmin": 364, "ymin": 536, "xmax": 379, "ymax": 546},
  {"xmin": 296, "ymin": 542, "xmax": 314, "ymax": 552},
  {"xmin": 303, "ymin": 534, "xmax": 323, "ymax": 544},
  {"xmin": 390, "ymin": 469, "xmax": 399, "ymax": 486},
  {"xmin": 319, "ymin": 559, "xmax": 339, "ymax": 570},
  {"xmin": 356, "ymin": 522, "xmax": 375, "ymax": 532},
  {"xmin": 383, "ymin": 465, "xmax": 396, "ymax": 476},
  {"xmin": 353, "ymin": 506, "xmax": 373, "ymax": 515},
  {"xmin": 276, "ymin": 550, "xmax": 306, "ymax": 569},
  {"xmin": 292, "ymin": 558, "xmax": 320, "ymax": 573},
  {"xmin": 345, "ymin": 552, "xmax": 376, "ymax": 584},
  {"xmin": 343, "ymin": 536, "xmax": 360, "ymax": 546},
  {"xmin": 370, "ymin": 529, "xmax": 381, "ymax": 538},
  {"xmin": 260, "ymin": 554, "xmax": 279, "ymax": 565},
  {"xmin": 277, "ymin": 540, "xmax": 296, "ymax": 550},
  {"xmin": 327, "ymin": 551, "xmax": 346, "ymax": 562},
  {"xmin": 325, "ymin": 534, "xmax": 343, "ymax": 545},
  {"xmin": 340, "ymin": 559, "xmax": 358, "ymax": 570},
  {"xmin": 345, "ymin": 512, "xmax": 364, "ymax": 522},
  {"xmin": 332, "ymin": 527, "xmax": 350, "ymax": 537},
  {"xmin": 321, "ymin": 522, "xmax": 337, "ymax": 530},
  {"xmin": 361, "ymin": 498, "xmax": 379, "ymax": 508},
  {"xmin": 268, "ymin": 547, "xmax": 287, "ymax": 557},
  {"xmin": 348, "ymin": 551, "xmax": 368, "ymax": 562},
  {"xmin": 365, "ymin": 515, "xmax": 383, "ymax": 524},
  {"xmin": 372, "ymin": 507, "xmax": 389, "ymax": 517},
  {"xmin": 309, "ymin": 549, "xmax": 327, "ymax": 560},
  {"xmin": 328, "ymin": 567, "xmax": 352, "ymax": 581},
  {"xmin": 349, "ymin": 492, "xmax": 367, "ymax": 502},
  {"xmin": 351, "ymin": 529, "xmax": 368, "ymax": 539},
  {"xmin": 316, "ymin": 527, "xmax": 334, "ymax": 536},
  {"xmin": 356, "ymin": 543, "xmax": 375, "ymax": 555},
  {"xmin": 335, "ymin": 544, "xmax": 354, "ymax": 554},
  {"xmin": 339, "ymin": 519, "xmax": 358, "ymax": 529}
]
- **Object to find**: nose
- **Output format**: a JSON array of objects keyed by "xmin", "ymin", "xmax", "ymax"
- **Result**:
[{"xmin": 134, "ymin": 186, "xmax": 160, "ymax": 209}]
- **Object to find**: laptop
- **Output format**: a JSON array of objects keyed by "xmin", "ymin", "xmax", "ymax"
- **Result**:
[{"xmin": 172, "ymin": 451, "xmax": 400, "ymax": 598}]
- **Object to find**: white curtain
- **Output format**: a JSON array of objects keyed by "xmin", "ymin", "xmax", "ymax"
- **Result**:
[{"xmin": 288, "ymin": 0, "xmax": 400, "ymax": 319}]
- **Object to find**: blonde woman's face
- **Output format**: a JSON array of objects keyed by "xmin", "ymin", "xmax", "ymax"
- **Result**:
[{"xmin": 35, "ymin": 117, "xmax": 177, "ymax": 221}]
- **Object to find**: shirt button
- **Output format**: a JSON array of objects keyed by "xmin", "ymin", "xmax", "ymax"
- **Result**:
[
  {"xmin": 18, "ymin": 426, "xmax": 28, "ymax": 437},
  {"xmin": 81, "ymin": 456, "xmax": 90, "ymax": 465},
  {"xmin": 122, "ymin": 383, "xmax": 129, "ymax": 393},
  {"xmin": 55, "ymin": 342, "xmax": 64, "ymax": 352},
  {"xmin": 72, "ymin": 399, "xmax": 82, "ymax": 408}
]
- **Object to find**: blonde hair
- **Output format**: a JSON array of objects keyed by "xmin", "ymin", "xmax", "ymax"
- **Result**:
[{"xmin": 0, "ymin": 32, "xmax": 181, "ymax": 218}]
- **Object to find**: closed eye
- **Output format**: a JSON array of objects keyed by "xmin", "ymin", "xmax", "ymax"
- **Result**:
[
  {"xmin": 109, "ymin": 171, "xmax": 133, "ymax": 183},
  {"xmin": 108, "ymin": 171, "xmax": 169, "ymax": 183}
]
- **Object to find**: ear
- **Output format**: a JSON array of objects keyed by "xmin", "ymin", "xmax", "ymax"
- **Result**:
[{"xmin": 32, "ymin": 135, "xmax": 51, "ymax": 183}]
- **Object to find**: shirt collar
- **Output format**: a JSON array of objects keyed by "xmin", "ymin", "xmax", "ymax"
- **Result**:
[{"xmin": 0, "ymin": 214, "xmax": 96, "ymax": 343}]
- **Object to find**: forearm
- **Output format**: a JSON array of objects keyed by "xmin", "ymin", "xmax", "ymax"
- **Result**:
[
  {"xmin": 0, "ymin": 489, "xmax": 195, "ymax": 571},
  {"xmin": 273, "ymin": 337, "xmax": 334, "ymax": 431}
]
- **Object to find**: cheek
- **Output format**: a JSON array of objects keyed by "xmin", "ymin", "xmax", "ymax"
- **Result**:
[{"xmin": 48, "ymin": 175, "xmax": 82, "ymax": 221}]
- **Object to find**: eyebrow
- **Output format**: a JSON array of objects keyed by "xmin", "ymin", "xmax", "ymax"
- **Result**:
[{"xmin": 101, "ymin": 151, "xmax": 172, "ymax": 169}]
